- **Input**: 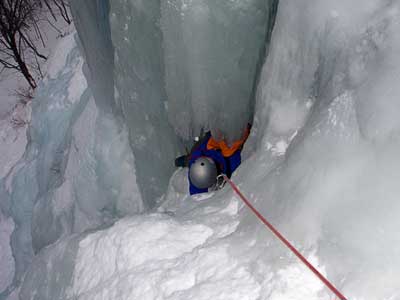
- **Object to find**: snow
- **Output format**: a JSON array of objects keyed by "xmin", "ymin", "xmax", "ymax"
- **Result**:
[
  {"xmin": 1, "ymin": 20, "xmax": 149, "ymax": 299},
  {"xmin": 0, "ymin": 212, "xmax": 14, "ymax": 292},
  {"xmin": 0, "ymin": 73, "xmax": 25, "ymax": 119},
  {"xmin": 67, "ymin": 61, "xmax": 87, "ymax": 103},
  {"xmin": 0, "ymin": 12, "xmax": 72, "ymax": 119},
  {"xmin": 268, "ymin": 255, "xmax": 328, "ymax": 300},
  {"xmin": 45, "ymin": 33, "xmax": 77, "ymax": 80},
  {"xmin": 0, "ymin": 100, "xmax": 30, "ymax": 298},
  {"xmin": 68, "ymin": 206, "xmax": 260, "ymax": 300},
  {"xmin": 0, "ymin": 103, "xmax": 30, "ymax": 179},
  {"xmin": 71, "ymin": 215, "xmax": 213, "ymax": 297}
]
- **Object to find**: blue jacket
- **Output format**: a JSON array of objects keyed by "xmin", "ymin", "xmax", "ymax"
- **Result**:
[{"xmin": 189, "ymin": 132, "xmax": 242, "ymax": 195}]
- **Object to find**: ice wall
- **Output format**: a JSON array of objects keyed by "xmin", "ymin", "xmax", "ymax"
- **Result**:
[
  {"xmin": 109, "ymin": 0, "xmax": 180, "ymax": 207},
  {"xmin": 74, "ymin": 0, "xmax": 277, "ymax": 205},
  {"xmin": 70, "ymin": 0, "xmax": 277, "ymax": 205},
  {"xmin": 239, "ymin": 0, "xmax": 400, "ymax": 298},
  {"xmin": 161, "ymin": 0, "xmax": 278, "ymax": 142},
  {"xmin": 70, "ymin": 0, "xmax": 116, "ymax": 114},
  {"xmin": 249, "ymin": 0, "xmax": 400, "ymax": 151},
  {"xmin": 0, "ymin": 30, "xmax": 144, "ymax": 299},
  {"xmin": 71, "ymin": 0, "xmax": 180, "ymax": 207},
  {"xmin": 0, "ymin": 34, "xmax": 90, "ymax": 296}
]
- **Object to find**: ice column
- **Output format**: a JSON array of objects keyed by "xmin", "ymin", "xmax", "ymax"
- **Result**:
[{"xmin": 161, "ymin": 0, "xmax": 278, "ymax": 143}]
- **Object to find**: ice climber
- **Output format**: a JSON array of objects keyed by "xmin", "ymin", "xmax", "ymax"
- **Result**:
[{"xmin": 175, "ymin": 124, "xmax": 251, "ymax": 195}]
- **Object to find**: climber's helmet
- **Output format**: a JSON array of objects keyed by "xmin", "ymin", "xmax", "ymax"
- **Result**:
[{"xmin": 189, "ymin": 157, "xmax": 218, "ymax": 189}]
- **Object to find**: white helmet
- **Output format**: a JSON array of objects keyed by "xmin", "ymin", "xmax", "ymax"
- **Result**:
[{"xmin": 189, "ymin": 157, "xmax": 218, "ymax": 189}]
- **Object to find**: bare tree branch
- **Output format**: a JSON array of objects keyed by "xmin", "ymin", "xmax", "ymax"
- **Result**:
[
  {"xmin": 0, "ymin": 0, "xmax": 42, "ymax": 89},
  {"xmin": 18, "ymin": 29, "xmax": 47, "ymax": 59},
  {"xmin": 42, "ymin": 0, "xmax": 71, "ymax": 25},
  {"xmin": 0, "ymin": 57, "xmax": 20, "ymax": 69},
  {"xmin": 0, "ymin": 0, "xmax": 71, "ymax": 90}
]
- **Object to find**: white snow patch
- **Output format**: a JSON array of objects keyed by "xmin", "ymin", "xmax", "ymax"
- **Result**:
[
  {"xmin": 52, "ymin": 179, "xmax": 74, "ymax": 215},
  {"xmin": 46, "ymin": 32, "xmax": 76, "ymax": 80},
  {"xmin": 0, "ymin": 103, "xmax": 30, "ymax": 179},
  {"xmin": 219, "ymin": 198, "xmax": 239, "ymax": 216},
  {"xmin": 268, "ymin": 256, "xmax": 330, "ymax": 300},
  {"xmin": 192, "ymin": 191, "xmax": 216, "ymax": 201},
  {"xmin": 269, "ymin": 100, "xmax": 310, "ymax": 136},
  {"xmin": 71, "ymin": 215, "xmax": 214, "ymax": 298},
  {"xmin": 70, "ymin": 213, "xmax": 262, "ymax": 300},
  {"xmin": 0, "ymin": 212, "xmax": 15, "ymax": 292},
  {"xmin": 67, "ymin": 58, "xmax": 86, "ymax": 104},
  {"xmin": 0, "ymin": 72, "xmax": 25, "ymax": 119},
  {"xmin": 272, "ymin": 140, "xmax": 289, "ymax": 156},
  {"xmin": 0, "ymin": 15, "xmax": 72, "ymax": 118}
]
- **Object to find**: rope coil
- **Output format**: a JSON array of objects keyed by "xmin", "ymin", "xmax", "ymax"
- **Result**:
[{"xmin": 222, "ymin": 175, "xmax": 347, "ymax": 300}]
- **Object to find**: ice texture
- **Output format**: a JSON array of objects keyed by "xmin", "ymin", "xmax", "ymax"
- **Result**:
[
  {"xmin": 0, "ymin": 211, "xmax": 14, "ymax": 293},
  {"xmin": 109, "ymin": 0, "xmax": 180, "ymax": 207},
  {"xmin": 241, "ymin": 0, "xmax": 400, "ymax": 298},
  {"xmin": 69, "ymin": 0, "xmax": 116, "ymax": 114},
  {"xmin": 1, "ymin": 29, "xmax": 143, "ymax": 299},
  {"xmin": 70, "ymin": 0, "xmax": 180, "ymax": 207},
  {"xmin": 0, "ymin": 32, "xmax": 89, "ymax": 296},
  {"xmin": 69, "ymin": 0, "xmax": 276, "ymax": 205},
  {"xmin": 161, "ymin": 0, "xmax": 277, "ymax": 142}
]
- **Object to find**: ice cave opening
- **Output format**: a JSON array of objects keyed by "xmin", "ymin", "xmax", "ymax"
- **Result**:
[
  {"xmin": 70, "ymin": 0, "xmax": 279, "ymax": 208},
  {"xmin": 2, "ymin": 0, "xmax": 400, "ymax": 299}
]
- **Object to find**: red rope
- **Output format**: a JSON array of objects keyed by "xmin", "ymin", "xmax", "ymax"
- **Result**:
[{"xmin": 223, "ymin": 175, "xmax": 347, "ymax": 300}]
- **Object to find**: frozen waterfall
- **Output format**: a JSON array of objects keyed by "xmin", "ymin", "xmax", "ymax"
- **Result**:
[{"xmin": 1, "ymin": 0, "xmax": 400, "ymax": 299}]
